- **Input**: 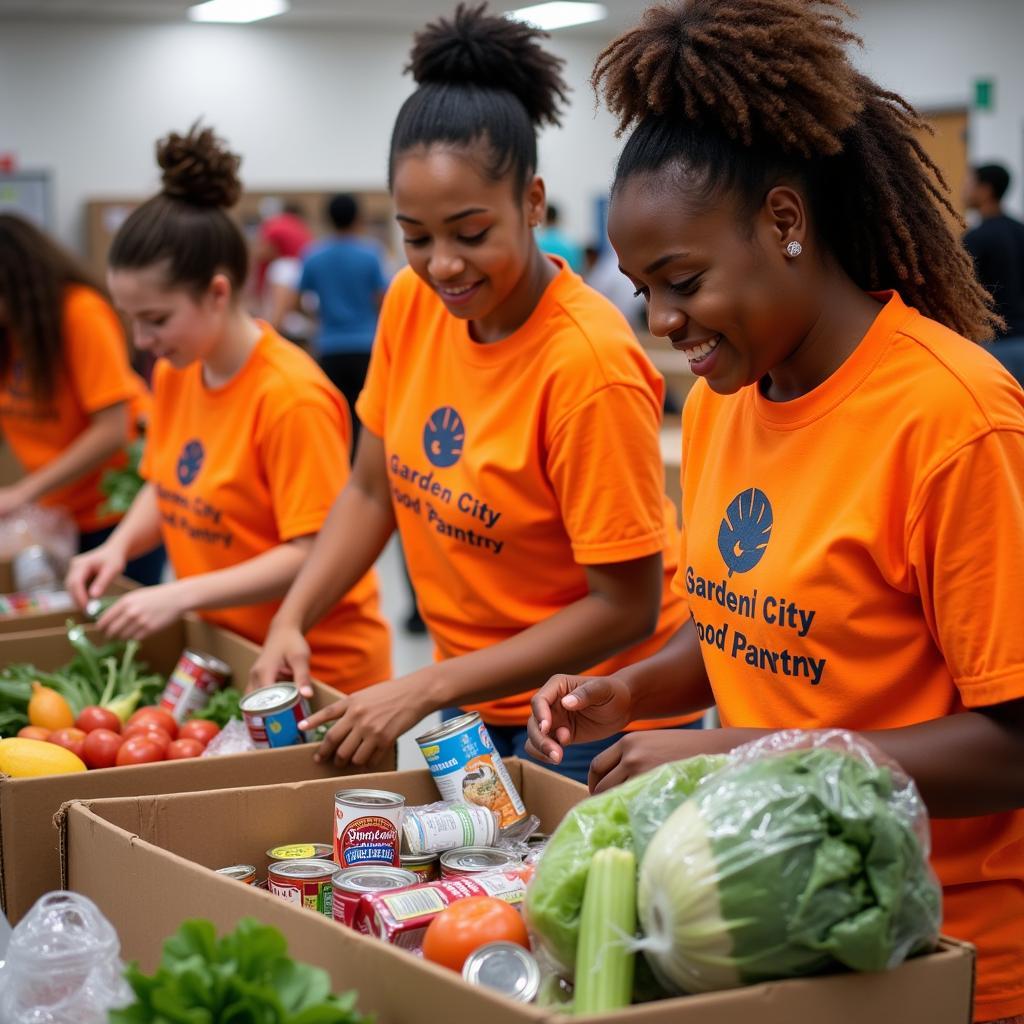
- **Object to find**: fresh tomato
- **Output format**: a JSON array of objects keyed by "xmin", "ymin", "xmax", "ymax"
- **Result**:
[
  {"xmin": 115, "ymin": 736, "xmax": 165, "ymax": 766},
  {"xmin": 48, "ymin": 727, "xmax": 87, "ymax": 760},
  {"xmin": 81, "ymin": 728, "xmax": 124, "ymax": 770},
  {"xmin": 127, "ymin": 707, "xmax": 178, "ymax": 740},
  {"xmin": 123, "ymin": 723, "xmax": 172, "ymax": 754},
  {"xmin": 421, "ymin": 897, "xmax": 530, "ymax": 972},
  {"xmin": 76, "ymin": 706, "xmax": 122, "ymax": 734},
  {"xmin": 179, "ymin": 719, "xmax": 219, "ymax": 747},
  {"xmin": 17, "ymin": 725, "xmax": 51, "ymax": 741},
  {"xmin": 166, "ymin": 738, "xmax": 204, "ymax": 760}
]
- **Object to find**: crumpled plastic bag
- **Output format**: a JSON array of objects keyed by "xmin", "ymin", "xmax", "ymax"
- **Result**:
[
  {"xmin": 200, "ymin": 717, "xmax": 256, "ymax": 757},
  {"xmin": 0, "ymin": 505, "xmax": 77, "ymax": 569}
]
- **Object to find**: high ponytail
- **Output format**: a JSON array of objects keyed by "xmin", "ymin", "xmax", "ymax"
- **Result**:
[
  {"xmin": 389, "ymin": 3, "xmax": 569, "ymax": 193},
  {"xmin": 594, "ymin": 0, "xmax": 999, "ymax": 341}
]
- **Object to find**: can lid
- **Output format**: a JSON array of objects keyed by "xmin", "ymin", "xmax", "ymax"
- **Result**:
[
  {"xmin": 268, "ymin": 858, "xmax": 335, "ymax": 880},
  {"xmin": 334, "ymin": 788, "xmax": 405, "ymax": 808},
  {"xmin": 266, "ymin": 844, "xmax": 334, "ymax": 861},
  {"xmin": 216, "ymin": 864, "xmax": 256, "ymax": 880},
  {"xmin": 182, "ymin": 648, "xmax": 233, "ymax": 676},
  {"xmin": 332, "ymin": 866, "xmax": 418, "ymax": 892},
  {"xmin": 441, "ymin": 847, "xmax": 519, "ymax": 872},
  {"xmin": 462, "ymin": 942, "xmax": 540, "ymax": 1003},
  {"xmin": 399, "ymin": 853, "xmax": 439, "ymax": 867},
  {"xmin": 240, "ymin": 683, "xmax": 298, "ymax": 714},
  {"xmin": 415, "ymin": 711, "xmax": 481, "ymax": 745}
]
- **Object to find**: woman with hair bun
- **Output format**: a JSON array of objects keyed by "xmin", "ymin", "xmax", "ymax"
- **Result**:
[
  {"xmin": 525, "ymin": 1, "xmax": 1024, "ymax": 1018},
  {"xmin": 66, "ymin": 124, "xmax": 392, "ymax": 697},
  {"xmin": 251, "ymin": 3, "xmax": 700, "ymax": 781}
]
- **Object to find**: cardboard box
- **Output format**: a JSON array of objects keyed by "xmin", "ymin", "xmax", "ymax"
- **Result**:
[
  {"xmin": 1, "ymin": 615, "xmax": 390, "ymax": 921},
  {"xmin": 60, "ymin": 760, "xmax": 975, "ymax": 1024},
  {"xmin": 0, "ymin": 575, "xmax": 137, "ymax": 633}
]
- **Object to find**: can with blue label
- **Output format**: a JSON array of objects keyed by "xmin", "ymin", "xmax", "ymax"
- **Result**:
[
  {"xmin": 334, "ymin": 789, "xmax": 405, "ymax": 868},
  {"xmin": 239, "ymin": 683, "xmax": 310, "ymax": 748},
  {"xmin": 416, "ymin": 712, "xmax": 527, "ymax": 830}
]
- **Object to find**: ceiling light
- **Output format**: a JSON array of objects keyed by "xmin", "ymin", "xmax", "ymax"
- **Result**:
[
  {"xmin": 507, "ymin": 2, "xmax": 608, "ymax": 31},
  {"xmin": 187, "ymin": 0, "xmax": 290, "ymax": 24}
]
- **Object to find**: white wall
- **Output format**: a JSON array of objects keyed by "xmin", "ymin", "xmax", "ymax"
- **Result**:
[{"xmin": 0, "ymin": 0, "xmax": 1021, "ymax": 253}]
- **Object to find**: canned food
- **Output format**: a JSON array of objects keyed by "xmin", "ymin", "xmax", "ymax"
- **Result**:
[
  {"xmin": 331, "ymin": 865, "xmax": 418, "ymax": 928},
  {"xmin": 159, "ymin": 649, "xmax": 232, "ymax": 723},
  {"xmin": 240, "ymin": 683, "xmax": 310, "ymax": 748},
  {"xmin": 416, "ymin": 713, "xmax": 527, "ymax": 830},
  {"xmin": 400, "ymin": 853, "xmax": 440, "ymax": 883},
  {"xmin": 215, "ymin": 864, "xmax": 256, "ymax": 884},
  {"xmin": 13, "ymin": 545, "xmax": 60, "ymax": 593},
  {"xmin": 440, "ymin": 846, "xmax": 522, "ymax": 879},
  {"xmin": 402, "ymin": 803, "xmax": 498, "ymax": 856},
  {"xmin": 266, "ymin": 843, "xmax": 334, "ymax": 863},
  {"xmin": 267, "ymin": 858, "xmax": 335, "ymax": 916},
  {"xmin": 334, "ymin": 789, "xmax": 404, "ymax": 868},
  {"xmin": 355, "ymin": 869, "xmax": 528, "ymax": 949},
  {"xmin": 463, "ymin": 942, "xmax": 541, "ymax": 1003}
]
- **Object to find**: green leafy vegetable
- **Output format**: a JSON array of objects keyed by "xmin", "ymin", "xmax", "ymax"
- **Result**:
[
  {"xmin": 110, "ymin": 918, "xmax": 371, "ymax": 1024},
  {"xmin": 190, "ymin": 687, "xmax": 242, "ymax": 727},
  {"xmin": 100, "ymin": 438, "xmax": 145, "ymax": 516}
]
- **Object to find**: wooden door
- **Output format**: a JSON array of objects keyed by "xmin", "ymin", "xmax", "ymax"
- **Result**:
[{"xmin": 914, "ymin": 108, "xmax": 969, "ymax": 229}]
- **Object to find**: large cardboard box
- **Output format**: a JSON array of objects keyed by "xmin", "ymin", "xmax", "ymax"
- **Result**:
[
  {"xmin": 1, "ymin": 615, "xmax": 390, "ymax": 921},
  {"xmin": 0, "ymin": 575, "xmax": 137, "ymax": 633},
  {"xmin": 60, "ymin": 760, "xmax": 975, "ymax": 1024}
]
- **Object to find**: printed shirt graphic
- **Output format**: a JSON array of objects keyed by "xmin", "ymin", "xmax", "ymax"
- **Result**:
[
  {"xmin": 0, "ymin": 285, "xmax": 148, "ymax": 531},
  {"xmin": 357, "ymin": 262, "xmax": 694, "ymax": 728},
  {"xmin": 673, "ymin": 292, "xmax": 1024, "ymax": 1020},
  {"xmin": 141, "ymin": 324, "xmax": 390, "ymax": 691}
]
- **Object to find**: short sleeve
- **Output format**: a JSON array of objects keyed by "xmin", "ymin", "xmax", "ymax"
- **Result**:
[
  {"xmin": 259, "ymin": 399, "xmax": 350, "ymax": 541},
  {"xmin": 138, "ymin": 361, "xmax": 169, "ymax": 481},
  {"xmin": 298, "ymin": 258, "xmax": 313, "ymax": 295},
  {"xmin": 354, "ymin": 283, "xmax": 401, "ymax": 438},
  {"xmin": 546, "ymin": 383, "xmax": 667, "ymax": 564},
  {"xmin": 908, "ymin": 428, "xmax": 1024, "ymax": 708},
  {"xmin": 63, "ymin": 290, "xmax": 138, "ymax": 414},
  {"xmin": 670, "ymin": 388, "xmax": 699, "ymax": 608}
]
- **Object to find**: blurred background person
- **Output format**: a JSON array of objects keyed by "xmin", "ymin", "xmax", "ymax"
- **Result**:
[{"xmin": 535, "ymin": 201, "xmax": 583, "ymax": 272}]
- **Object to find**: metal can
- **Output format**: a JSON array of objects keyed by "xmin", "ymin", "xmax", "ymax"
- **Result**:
[
  {"xmin": 400, "ymin": 853, "xmax": 440, "ymax": 883},
  {"xmin": 266, "ymin": 843, "xmax": 334, "ymax": 864},
  {"xmin": 331, "ymin": 865, "xmax": 418, "ymax": 928},
  {"xmin": 463, "ymin": 942, "xmax": 541, "ymax": 1003},
  {"xmin": 267, "ymin": 858, "xmax": 335, "ymax": 916},
  {"xmin": 12, "ymin": 545, "xmax": 60, "ymax": 593},
  {"xmin": 416, "ymin": 713, "xmax": 527, "ymax": 831},
  {"xmin": 440, "ymin": 846, "xmax": 522, "ymax": 879},
  {"xmin": 333, "ymin": 789, "xmax": 404, "ymax": 868},
  {"xmin": 158, "ymin": 649, "xmax": 232, "ymax": 723},
  {"xmin": 216, "ymin": 864, "xmax": 256, "ymax": 885},
  {"xmin": 240, "ymin": 683, "xmax": 310, "ymax": 748},
  {"xmin": 402, "ymin": 803, "xmax": 498, "ymax": 856}
]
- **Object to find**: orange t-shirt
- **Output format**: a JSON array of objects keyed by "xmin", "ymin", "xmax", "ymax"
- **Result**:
[
  {"xmin": 140, "ymin": 324, "xmax": 390, "ymax": 691},
  {"xmin": 357, "ymin": 262, "xmax": 695, "ymax": 728},
  {"xmin": 0, "ymin": 284, "xmax": 147, "ymax": 532},
  {"xmin": 673, "ymin": 291, "xmax": 1024, "ymax": 1020}
]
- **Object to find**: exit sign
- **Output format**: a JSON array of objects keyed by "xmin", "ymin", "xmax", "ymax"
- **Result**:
[{"xmin": 974, "ymin": 78, "xmax": 995, "ymax": 111}]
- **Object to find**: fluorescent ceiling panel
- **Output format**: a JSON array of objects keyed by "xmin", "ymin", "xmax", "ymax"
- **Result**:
[
  {"xmin": 187, "ymin": 0, "xmax": 290, "ymax": 24},
  {"xmin": 506, "ymin": 2, "xmax": 608, "ymax": 31}
]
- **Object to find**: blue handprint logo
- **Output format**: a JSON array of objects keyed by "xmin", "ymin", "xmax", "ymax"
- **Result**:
[
  {"xmin": 718, "ymin": 488, "xmax": 772, "ymax": 576},
  {"xmin": 176, "ymin": 439, "xmax": 205, "ymax": 486},
  {"xmin": 423, "ymin": 407, "xmax": 465, "ymax": 468}
]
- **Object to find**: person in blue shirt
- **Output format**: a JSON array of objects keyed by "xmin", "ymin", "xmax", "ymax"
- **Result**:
[
  {"xmin": 535, "ymin": 202, "xmax": 583, "ymax": 273},
  {"xmin": 299, "ymin": 194, "xmax": 390, "ymax": 444}
]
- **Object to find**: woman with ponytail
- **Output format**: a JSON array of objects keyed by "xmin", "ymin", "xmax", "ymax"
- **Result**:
[
  {"xmin": 66, "ymin": 124, "xmax": 391, "ymax": 696},
  {"xmin": 525, "ymin": 1, "xmax": 1024, "ymax": 1018},
  {"xmin": 251, "ymin": 3, "xmax": 700, "ymax": 781}
]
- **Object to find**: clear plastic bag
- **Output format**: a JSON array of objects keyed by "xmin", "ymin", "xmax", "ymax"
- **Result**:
[
  {"xmin": 201, "ymin": 717, "xmax": 256, "ymax": 757},
  {"xmin": 0, "ymin": 891, "xmax": 133, "ymax": 1023},
  {"xmin": 634, "ymin": 729, "xmax": 942, "ymax": 994},
  {"xmin": 0, "ymin": 505, "xmax": 78, "ymax": 570}
]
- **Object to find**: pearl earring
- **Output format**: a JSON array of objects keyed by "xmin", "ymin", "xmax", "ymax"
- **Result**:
[{"xmin": 785, "ymin": 241, "xmax": 803, "ymax": 258}]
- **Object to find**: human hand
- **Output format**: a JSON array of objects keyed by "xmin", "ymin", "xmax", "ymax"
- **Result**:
[
  {"xmin": 249, "ymin": 622, "xmax": 314, "ymax": 698},
  {"xmin": 524, "ymin": 673, "xmax": 633, "ymax": 766},
  {"xmin": 96, "ymin": 580, "xmax": 190, "ymax": 640},
  {"xmin": 66, "ymin": 544, "xmax": 127, "ymax": 607}
]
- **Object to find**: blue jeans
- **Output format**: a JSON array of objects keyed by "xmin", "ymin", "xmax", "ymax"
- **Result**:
[
  {"xmin": 441, "ymin": 707, "xmax": 703, "ymax": 785},
  {"xmin": 78, "ymin": 526, "xmax": 166, "ymax": 588}
]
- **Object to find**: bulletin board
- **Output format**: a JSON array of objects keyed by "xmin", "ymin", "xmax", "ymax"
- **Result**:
[{"xmin": 0, "ymin": 171, "xmax": 53, "ymax": 231}]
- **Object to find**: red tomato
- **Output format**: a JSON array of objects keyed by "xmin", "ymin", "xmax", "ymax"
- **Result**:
[
  {"xmin": 48, "ymin": 727, "xmax": 87, "ymax": 760},
  {"xmin": 76, "ymin": 706, "xmax": 122, "ymax": 734},
  {"xmin": 115, "ymin": 736, "xmax": 165, "ymax": 766},
  {"xmin": 123, "ymin": 723, "xmax": 172, "ymax": 754},
  {"xmin": 179, "ymin": 720, "xmax": 219, "ymax": 747},
  {"xmin": 127, "ymin": 707, "xmax": 178, "ymax": 739},
  {"xmin": 81, "ymin": 728, "xmax": 124, "ymax": 770},
  {"xmin": 166, "ymin": 738, "xmax": 204, "ymax": 760},
  {"xmin": 421, "ymin": 897, "xmax": 530, "ymax": 972},
  {"xmin": 17, "ymin": 725, "xmax": 51, "ymax": 741}
]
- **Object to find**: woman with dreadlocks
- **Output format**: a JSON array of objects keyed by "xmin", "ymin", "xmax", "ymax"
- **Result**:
[{"xmin": 526, "ymin": 1, "xmax": 1024, "ymax": 1018}]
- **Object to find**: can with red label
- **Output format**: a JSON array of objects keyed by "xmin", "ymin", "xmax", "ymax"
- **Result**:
[
  {"xmin": 240, "ymin": 683, "xmax": 310, "ymax": 748},
  {"xmin": 267, "ymin": 858, "xmax": 335, "ymax": 916},
  {"xmin": 158, "ymin": 649, "xmax": 232, "ymax": 723},
  {"xmin": 440, "ymin": 847, "xmax": 522, "ymax": 879},
  {"xmin": 331, "ymin": 865, "xmax": 418, "ymax": 928},
  {"xmin": 401, "ymin": 853, "xmax": 440, "ymax": 883},
  {"xmin": 333, "ymin": 789, "xmax": 404, "ymax": 868}
]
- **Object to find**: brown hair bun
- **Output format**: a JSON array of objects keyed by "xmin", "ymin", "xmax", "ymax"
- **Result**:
[{"xmin": 157, "ymin": 122, "xmax": 242, "ymax": 209}]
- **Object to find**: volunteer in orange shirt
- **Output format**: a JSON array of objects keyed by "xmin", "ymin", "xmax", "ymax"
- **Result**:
[
  {"xmin": 525, "ymin": 2, "xmax": 1024, "ymax": 1020},
  {"xmin": 0, "ymin": 214, "xmax": 163, "ymax": 584},
  {"xmin": 249, "ymin": 6, "xmax": 699, "ymax": 782},
  {"xmin": 65, "ymin": 124, "xmax": 391, "ymax": 693}
]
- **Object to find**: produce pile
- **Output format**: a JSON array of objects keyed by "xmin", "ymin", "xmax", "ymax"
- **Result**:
[{"xmin": 525, "ymin": 731, "xmax": 943, "ymax": 1014}]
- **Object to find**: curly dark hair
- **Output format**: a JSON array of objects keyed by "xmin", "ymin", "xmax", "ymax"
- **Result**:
[{"xmin": 593, "ymin": 0, "xmax": 999, "ymax": 340}]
